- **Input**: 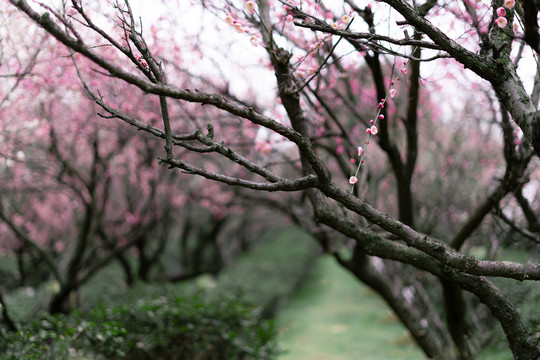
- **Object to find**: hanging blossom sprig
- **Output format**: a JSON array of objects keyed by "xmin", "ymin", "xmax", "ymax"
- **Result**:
[
  {"xmin": 348, "ymin": 59, "xmax": 410, "ymax": 193},
  {"xmin": 494, "ymin": 0, "xmax": 515, "ymax": 29}
]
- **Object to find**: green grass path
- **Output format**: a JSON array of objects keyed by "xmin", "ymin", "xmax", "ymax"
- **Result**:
[{"xmin": 276, "ymin": 256, "xmax": 425, "ymax": 360}]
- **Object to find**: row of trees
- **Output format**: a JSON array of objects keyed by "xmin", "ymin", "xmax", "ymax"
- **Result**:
[
  {"xmin": 3, "ymin": 0, "xmax": 540, "ymax": 359},
  {"xmin": 0, "ymin": 6, "xmax": 259, "ymax": 315}
]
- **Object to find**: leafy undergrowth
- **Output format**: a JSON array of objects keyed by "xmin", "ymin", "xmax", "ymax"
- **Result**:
[
  {"xmin": 0, "ymin": 226, "xmax": 318, "ymax": 360},
  {"xmin": 276, "ymin": 256, "xmax": 425, "ymax": 360},
  {"xmin": 1, "ymin": 289, "xmax": 278, "ymax": 360}
]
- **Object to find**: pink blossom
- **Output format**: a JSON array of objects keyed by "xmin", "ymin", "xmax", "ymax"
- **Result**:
[
  {"xmin": 358, "ymin": 146, "xmax": 364, "ymax": 156},
  {"xmin": 224, "ymin": 14, "xmax": 234, "ymax": 25},
  {"xmin": 513, "ymin": 22, "xmax": 519, "ymax": 33},
  {"xmin": 349, "ymin": 176, "xmax": 358, "ymax": 185},
  {"xmin": 495, "ymin": 16, "xmax": 508, "ymax": 28},
  {"xmin": 233, "ymin": 21, "xmax": 243, "ymax": 33},
  {"xmin": 136, "ymin": 55, "xmax": 148, "ymax": 69},
  {"xmin": 54, "ymin": 241, "xmax": 65, "ymax": 253},
  {"xmin": 286, "ymin": 14, "xmax": 293, "ymax": 22},
  {"xmin": 496, "ymin": 7, "xmax": 506, "ymax": 17},
  {"xmin": 126, "ymin": 212, "xmax": 139, "ymax": 225},
  {"xmin": 379, "ymin": 115, "xmax": 384, "ymax": 120},
  {"xmin": 370, "ymin": 126, "xmax": 378, "ymax": 135},
  {"xmin": 245, "ymin": 1, "xmax": 256, "ymax": 14},
  {"xmin": 250, "ymin": 36, "xmax": 258, "ymax": 47},
  {"xmin": 261, "ymin": 142, "xmax": 272, "ymax": 154},
  {"xmin": 341, "ymin": 14, "xmax": 352, "ymax": 24},
  {"xmin": 336, "ymin": 144, "xmax": 345, "ymax": 154},
  {"xmin": 389, "ymin": 88, "xmax": 397, "ymax": 98},
  {"xmin": 255, "ymin": 138, "xmax": 273, "ymax": 154},
  {"xmin": 366, "ymin": 128, "xmax": 372, "ymax": 134},
  {"xmin": 401, "ymin": 68, "xmax": 408, "ymax": 75},
  {"xmin": 503, "ymin": 0, "xmax": 515, "ymax": 9}
]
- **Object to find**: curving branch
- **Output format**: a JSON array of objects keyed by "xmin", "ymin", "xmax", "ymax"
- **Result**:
[
  {"xmin": 377, "ymin": 0, "xmax": 540, "ymax": 157},
  {"xmin": 0, "ymin": 202, "xmax": 63, "ymax": 285},
  {"xmin": 75, "ymin": 69, "xmax": 300, "ymax": 185},
  {"xmin": 315, "ymin": 206, "xmax": 540, "ymax": 359},
  {"xmin": 319, "ymin": 182, "xmax": 540, "ymax": 281},
  {"xmin": 9, "ymin": 0, "xmax": 330, "ymax": 182},
  {"xmin": 514, "ymin": 186, "xmax": 540, "ymax": 234},
  {"xmin": 159, "ymin": 157, "xmax": 319, "ymax": 192},
  {"xmin": 294, "ymin": 21, "xmax": 443, "ymax": 50}
]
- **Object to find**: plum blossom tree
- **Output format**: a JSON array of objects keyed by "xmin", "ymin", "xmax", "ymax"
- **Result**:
[
  {"xmin": 0, "ymin": 50, "xmax": 178, "ymax": 312},
  {"xmin": 0, "ymin": 11, "xmax": 250, "ymax": 313},
  {"xmin": 5, "ymin": 0, "xmax": 540, "ymax": 358}
]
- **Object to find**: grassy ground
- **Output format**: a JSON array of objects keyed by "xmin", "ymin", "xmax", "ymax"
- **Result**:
[
  {"xmin": 0, "ymin": 237, "xmax": 522, "ymax": 360},
  {"xmin": 276, "ymin": 255, "xmax": 516, "ymax": 360},
  {"xmin": 276, "ymin": 256, "xmax": 425, "ymax": 360}
]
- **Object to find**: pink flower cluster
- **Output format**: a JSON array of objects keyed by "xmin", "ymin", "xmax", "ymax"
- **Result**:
[
  {"xmin": 255, "ymin": 138, "xmax": 273, "ymax": 154},
  {"xmin": 245, "ymin": 1, "xmax": 256, "ymax": 15},
  {"xmin": 366, "ymin": 125, "xmax": 378, "ymax": 135},
  {"xmin": 135, "ymin": 54, "xmax": 148, "ymax": 69},
  {"xmin": 331, "ymin": 14, "xmax": 353, "ymax": 30},
  {"xmin": 495, "ymin": 0, "xmax": 515, "ymax": 29},
  {"xmin": 224, "ymin": 11, "xmax": 260, "ymax": 47}
]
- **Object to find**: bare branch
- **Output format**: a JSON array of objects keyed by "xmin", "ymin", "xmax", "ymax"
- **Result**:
[
  {"xmin": 320, "ymin": 182, "xmax": 540, "ymax": 281},
  {"xmin": 294, "ymin": 21, "xmax": 442, "ymax": 50},
  {"xmin": 159, "ymin": 157, "xmax": 319, "ymax": 192}
]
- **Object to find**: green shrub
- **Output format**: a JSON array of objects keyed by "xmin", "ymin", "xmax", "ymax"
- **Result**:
[
  {"xmin": 0, "ymin": 290, "xmax": 278, "ymax": 360},
  {"xmin": 0, "ymin": 226, "xmax": 316, "ymax": 360},
  {"xmin": 0, "ymin": 314, "xmax": 121, "ymax": 360}
]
